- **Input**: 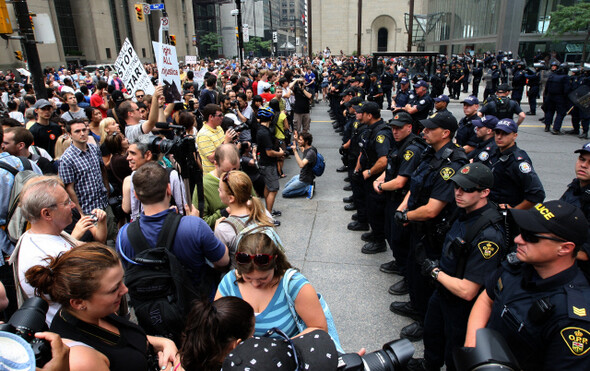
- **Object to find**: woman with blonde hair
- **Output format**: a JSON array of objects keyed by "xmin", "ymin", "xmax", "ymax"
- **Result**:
[
  {"xmin": 98, "ymin": 117, "xmax": 120, "ymax": 145},
  {"xmin": 214, "ymin": 170, "xmax": 275, "ymax": 265}
]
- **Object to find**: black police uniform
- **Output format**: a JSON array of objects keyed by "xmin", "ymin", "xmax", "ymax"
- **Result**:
[
  {"xmin": 469, "ymin": 137, "xmax": 497, "ymax": 163},
  {"xmin": 486, "ymin": 261, "xmax": 590, "ymax": 370},
  {"xmin": 393, "ymin": 88, "xmax": 410, "ymax": 111},
  {"xmin": 544, "ymin": 69, "xmax": 571, "ymax": 132},
  {"xmin": 360, "ymin": 119, "xmax": 394, "ymax": 246},
  {"xmin": 561, "ymin": 178, "xmax": 590, "ymax": 257},
  {"xmin": 472, "ymin": 65, "xmax": 483, "ymax": 97},
  {"xmin": 367, "ymin": 80, "xmax": 384, "ymax": 108},
  {"xmin": 348, "ymin": 120, "xmax": 369, "ymax": 226},
  {"xmin": 384, "ymin": 133, "xmax": 426, "ymax": 272},
  {"xmin": 525, "ymin": 69, "xmax": 541, "ymax": 115},
  {"xmin": 483, "ymin": 67, "xmax": 500, "ymax": 101},
  {"xmin": 381, "ymin": 70, "xmax": 395, "ymax": 109},
  {"xmin": 479, "ymin": 96, "xmax": 523, "ymax": 120},
  {"xmin": 569, "ymin": 74, "xmax": 590, "ymax": 135},
  {"xmin": 486, "ymin": 145, "xmax": 545, "ymax": 207},
  {"xmin": 512, "ymin": 67, "xmax": 526, "ymax": 105},
  {"xmin": 450, "ymin": 66, "xmax": 463, "ymax": 99},
  {"xmin": 430, "ymin": 72, "xmax": 445, "ymax": 98},
  {"xmin": 455, "ymin": 115, "xmax": 479, "ymax": 149},
  {"xmin": 424, "ymin": 203, "xmax": 505, "ymax": 370},
  {"xmin": 408, "ymin": 93, "xmax": 434, "ymax": 133},
  {"xmin": 406, "ymin": 142, "xmax": 468, "ymax": 318}
]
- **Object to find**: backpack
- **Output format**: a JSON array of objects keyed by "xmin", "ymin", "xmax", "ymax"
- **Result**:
[
  {"xmin": 121, "ymin": 212, "xmax": 199, "ymax": 345},
  {"xmin": 0, "ymin": 157, "xmax": 40, "ymax": 244},
  {"xmin": 221, "ymin": 217, "xmax": 285, "ymax": 255},
  {"xmin": 312, "ymin": 148, "xmax": 325, "ymax": 177}
]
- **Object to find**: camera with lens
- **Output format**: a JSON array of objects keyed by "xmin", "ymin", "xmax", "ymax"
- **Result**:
[
  {"xmin": 0, "ymin": 297, "xmax": 52, "ymax": 367},
  {"xmin": 230, "ymin": 100, "xmax": 239, "ymax": 108},
  {"xmin": 454, "ymin": 328, "xmax": 520, "ymax": 371},
  {"xmin": 338, "ymin": 338, "xmax": 414, "ymax": 371}
]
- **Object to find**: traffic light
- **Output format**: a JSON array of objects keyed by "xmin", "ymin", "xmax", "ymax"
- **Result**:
[
  {"xmin": 0, "ymin": 0, "xmax": 12, "ymax": 34},
  {"xmin": 169, "ymin": 35, "xmax": 176, "ymax": 46},
  {"xmin": 134, "ymin": 4, "xmax": 144, "ymax": 22},
  {"xmin": 14, "ymin": 51, "xmax": 23, "ymax": 61}
]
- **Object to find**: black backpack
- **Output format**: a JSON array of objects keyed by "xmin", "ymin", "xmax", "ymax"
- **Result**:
[{"xmin": 122, "ymin": 212, "xmax": 199, "ymax": 345}]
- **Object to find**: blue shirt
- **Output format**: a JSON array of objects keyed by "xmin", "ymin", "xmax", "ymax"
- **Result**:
[
  {"xmin": 117, "ymin": 209, "xmax": 226, "ymax": 288},
  {"xmin": 218, "ymin": 269, "xmax": 309, "ymax": 338}
]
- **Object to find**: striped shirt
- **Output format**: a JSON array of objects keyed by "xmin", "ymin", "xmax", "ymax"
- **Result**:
[
  {"xmin": 218, "ymin": 269, "xmax": 308, "ymax": 338},
  {"xmin": 196, "ymin": 124, "xmax": 224, "ymax": 173}
]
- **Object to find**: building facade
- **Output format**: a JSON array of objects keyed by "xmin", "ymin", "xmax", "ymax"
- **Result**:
[
  {"xmin": 424, "ymin": 0, "xmax": 588, "ymax": 61},
  {"xmin": 0, "ymin": 0, "xmax": 195, "ymax": 70},
  {"xmin": 311, "ymin": 0, "xmax": 428, "ymax": 56}
]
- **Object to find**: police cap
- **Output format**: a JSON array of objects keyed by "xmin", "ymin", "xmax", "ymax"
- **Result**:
[
  {"xmin": 434, "ymin": 94, "xmax": 450, "ymax": 103},
  {"xmin": 340, "ymin": 88, "xmax": 355, "ymax": 97},
  {"xmin": 389, "ymin": 112, "xmax": 413, "ymax": 127},
  {"xmin": 497, "ymin": 83, "xmax": 512, "ymax": 92},
  {"xmin": 574, "ymin": 142, "xmax": 590, "ymax": 154},
  {"xmin": 355, "ymin": 101, "xmax": 380, "ymax": 116},
  {"xmin": 462, "ymin": 96, "xmax": 480, "ymax": 106},
  {"xmin": 346, "ymin": 96, "xmax": 363, "ymax": 108},
  {"xmin": 510, "ymin": 200, "xmax": 589, "ymax": 247},
  {"xmin": 420, "ymin": 111, "xmax": 458, "ymax": 132},
  {"xmin": 494, "ymin": 118, "xmax": 518, "ymax": 133},
  {"xmin": 473, "ymin": 115, "xmax": 499, "ymax": 129},
  {"xmin": 451, "ymin": 163, "xmax": 494, "ymax": 190},
  {"xmin": 414, "ymin": 80, "xmax": 428, "ymax": 89}
]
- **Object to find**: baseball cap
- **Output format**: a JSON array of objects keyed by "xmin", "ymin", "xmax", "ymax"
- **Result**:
[
  {"xmin": 494, "ymin": 118, "xmax": 518, "ymax": 133},
  {"xmin": 473, "ymin": 115, "xmax": 499, "ymax": 129},
  {"xmin": 389, "ymin": 111, "xmax": 414, "ymax": 127},
  {"xmin": 33, "ymin": 99, "xmax": 52, "ymax": 109},
  {"xmin": 414, "ymin": 80, "xmax": 428, "ymax": 89},
  {"xmin": 434, "ymin": 94, "xmax": 449, "ymax": 103},
  {"xmin": 399, "ymin": 68, "xmax": 407, "ymax": 73},
  {"xmin": 462, "ymin": 96, "xmax": 480, "ymax": 105},
  {"xmin": 111, "ymin": 90, "xmax": 131, "ymax": 104},
  {"xmin": 346, "ymin": 96, "xmax": 363, "ymax": 108},
  {"xmin": 400, "ymin": 77, "xmax": 410, "ymax": 85},
  {"xmin": 510, "ymin": 200, "xmax": 589, "ymax": 247},
  {"xmin": 451, "ymin": 163, "xmax": 494, "ymax": 190},
  {"xmin": 222, "ymin": 330, "xmax": 338, "ymax": 371},
  {"xmin": 340, "ymin": 88, "xmax": 355, "ymax": 97},
  {"xmin": 574, "ymin": 142, "xmax": 590, "ymax": 154},
  {"xmin": 355, "ymin": 101, "xmax": 380, "ymax": 116},
  {"xmin": 420, "ymin": 111, "xmax": 458, "ymax": 132},
  {"xmin": 497, "ymin": 83, "xmax": 512, "ymax": 92},
  {"xmin": 370, "ymin": 72, "xmax": 378, "ymax": 78}
]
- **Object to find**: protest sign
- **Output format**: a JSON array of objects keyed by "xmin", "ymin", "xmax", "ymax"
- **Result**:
[
  {"xmin": 114, "ymin": 38, "xmax": 155, "ymax": 95},
  {"xmin": 153, "ymin": 41, "xmax": 181, "ymax": 103},
  {"xmin": 185, "ymin": 55, "xmax": 197, "ymax": 65}
]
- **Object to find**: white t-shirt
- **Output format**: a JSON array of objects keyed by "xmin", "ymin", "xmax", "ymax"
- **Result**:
[{"xmin": 17, "ymin": 232, "xmax": 75, "ymax": 326}]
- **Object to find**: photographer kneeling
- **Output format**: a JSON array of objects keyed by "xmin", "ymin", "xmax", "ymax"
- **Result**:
[{"xmin": 282, "ymin": 131, "xmax": 317, "ymax": 199}]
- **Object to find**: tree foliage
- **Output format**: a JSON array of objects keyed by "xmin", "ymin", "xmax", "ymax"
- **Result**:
[
  {"xmin": 546, "ymin": 2, "xmax": 590, "ymax": 61},
  {"xmin": 199, "ymin": 32, "xmax": 223, "ymax": 58},
  {"xmin": 244, "ymin": 37, "xmax": 272, "ymax": 57}
]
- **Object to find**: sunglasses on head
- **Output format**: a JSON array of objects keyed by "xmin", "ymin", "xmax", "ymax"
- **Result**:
[
  {"xmin": 236, "ymin": 252, "xmax": 275, "ymax": 266},
  {"xmin": 519, "ymin": 228, "xmax": 567, "ymax": 244},
  {"xmin": 453, "ymin": 184, "xmax": 483, "ymax": 193},
  {"xmin": 222, "ymin": 171, "xmax": 234, "ymax": 195}
]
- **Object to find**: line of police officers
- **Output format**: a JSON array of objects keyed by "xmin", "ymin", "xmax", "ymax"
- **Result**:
[{"xmin": 322, "ymin": 64, "xmax": 590, "ymax": 370}]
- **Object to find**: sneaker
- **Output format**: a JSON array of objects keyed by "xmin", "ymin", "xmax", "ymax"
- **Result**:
[
  {"xmin": 306, "ymin": 183, "xmax": 315, "ymax": 199},
  {"xmin": 271, "ymin": 210, "xmax": 282, "ymax": 217},
  {"xmin": 273, "ymin": 219, "xmax": 281, "ymax": 227}
]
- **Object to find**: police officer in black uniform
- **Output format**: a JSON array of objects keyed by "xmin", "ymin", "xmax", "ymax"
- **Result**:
[
  {"xmin": 391, "ymin": 77, "xmax": 411, "ymax": 112},
  {"xmin": 469, "ymin": 115, "xmax": 499, "ymax": 162},
  {"xmin": 471, "ymin": 61, "xmax": 483, "ymax": 97},
  {"xmin": 465, "ymin": 200, "xmax": 590, "ymax": 371},
  {"xmin": 367, "ymin": 73, "xmax": 384, "ymax": 108},
  {"xmin": 404, "ymin": 80, "xmax": 434, "ymax": 134},
  {"xmin": 560, "ymin": 142, "xmax": 590, "ymax": 263},
  {"xmin": 479, "ymin": 83, "xmax": 526, "ymax": 124},
  {"xmin": 338, "ymin": 94, "xmax": 362, "ymax": 174},
  {"xmin": 390, "ymin": 111, "xmax": 469, "ymax": 341},
  {"xmin": 544, "ymin": 63, "xmax": 572, "ymax": 134},
  {"xmin": 567, "ymin": 67, "xmax": 590, "ymax": 138},
  {"xmin": 382, "ymin": 65, "xmax": 395, "ymax": 110},
  {"xmin": 346, "ymin": 101, "xmax": 371, "ymax": 231},
  {"xmin": 483, "ymin": 63, "xmax": 500, "ymax": 101},
  {"xmin": 450, "ymin": 63, "xmax": 463, "ymax": 100},
  {"xmin": 354, "ymin": 102, "xmax": 393, "ymax": 253},
  {"xmin": 475, "ymin": 118, "xmax": 545, "ymax": 209},
  {"xmin": 409, "ymin": 163, "xmax": 506, "ymax": 371},
  {"xmin": 525, "ymin": 65, "xmax": 541, "ymax": 116},
  {"xmin": 456, "ymin": 96, "xmax": 480, "ymax": 155},
  {"xmin": 511, "ymin": 61, "xmax": 526, "ymax": 105},
  {"xmin": 372, "ymin": 112, "xmax": 426, "ymax": 278},
  {"xmin": 430, "ymin": 66, "xmax": 445, "ymax": 98}
]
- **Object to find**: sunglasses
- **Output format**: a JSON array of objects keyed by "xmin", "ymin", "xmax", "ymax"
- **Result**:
[
  {"xmin": 453, "ymin": 184, "xmax": 483, "ymax": 193},
  {"xmin": 519, "ymin": 229, "xmax": 567, "ymax": 244},
  {"xmin": 236, "ymin": 252, "xmax": 276, "ymax": 266},
  {"xmin": 136, "ymin": 95, "xmax": 144, "ymax": 98},
  {"xmin": 222, "ymin": 171, "xmax": 234, "ymax": 195}
]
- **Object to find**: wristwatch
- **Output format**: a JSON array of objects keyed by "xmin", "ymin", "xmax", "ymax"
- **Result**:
[
  {"xmin": 377, "ymin": 183, "xmax": 383, "ymax": 191},
  {"xmin": 431, "ymin": 268, "xmax": 441, "ymax": 280},
  {"xmin": 367, "ymin": 169, "xmax": 371, "ymax": 176}
]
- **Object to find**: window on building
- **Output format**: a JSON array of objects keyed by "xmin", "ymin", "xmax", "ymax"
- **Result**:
[
  {"xmin": 142, "ymin": 48, "xmax": 146, "ymax": 58},
  {"xmin": 378, "ymin": 28, "xmax": 388, "ymax": 52},
  {"xmin": 106, "ymin": 48, "xmax": 112, "ymax": 59},
  {"xmin": 108, "ymin": 0, "xmax": 122, "ymax": 52},
  {"xmin": 54, "ymin": 0, "xmax": 80, "ymax": 56}
]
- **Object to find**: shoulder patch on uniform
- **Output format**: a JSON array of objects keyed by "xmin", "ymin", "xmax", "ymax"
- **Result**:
[
  {"xmin": 403, "ymin": 150, "xmax": 414, "ymax": 161},
  {"xmin": 440, "ymin": 167, "xmax": 455, "ymax": 180},
  {"xmin": 519, "ymin": 162, "xmax": 532, "ymax": 173},
  {"xmin": 477, "ymin": 241, "xmax": 499, "ymax": 259},
  {"xmin": 479, "ymin": 151, "xmax": 489, "ymax": 161},
  {"xmin": 560, "ymin": 327, "xmax": 590, "ymax": 356},
  {"xmin": 354, "ymin": 122, "xmax": 359, "ymax": 129},
  {"xmin": 376, "ymin": 134, "xmax": 385, "ymax": 144}
]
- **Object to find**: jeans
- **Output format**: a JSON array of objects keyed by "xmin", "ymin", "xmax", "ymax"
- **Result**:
[{"xmin": 282, "ymin": 175, "xmax": 310, "ymax": 198}]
